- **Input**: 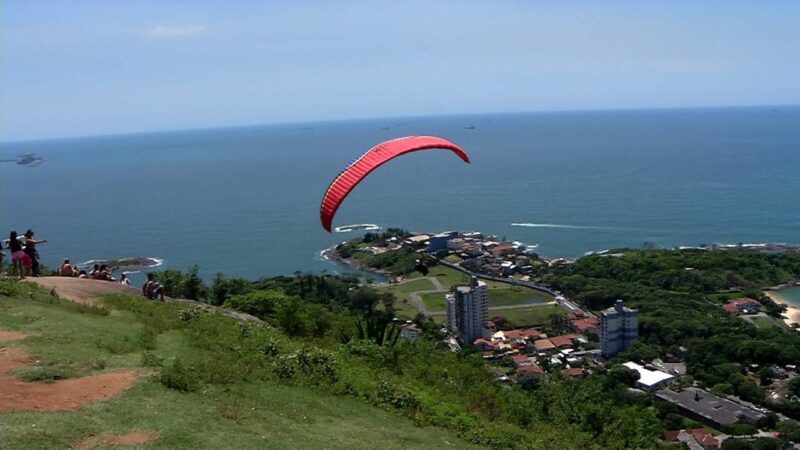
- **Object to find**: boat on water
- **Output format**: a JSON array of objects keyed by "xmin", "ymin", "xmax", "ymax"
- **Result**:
[{"xmin": 334, "ymin": 224, "xmax": 381, "ymax": 233}]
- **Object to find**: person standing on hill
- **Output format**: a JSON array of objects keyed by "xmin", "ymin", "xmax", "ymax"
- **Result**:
[
  {"xmin": 8, "ymin": 231, "xmax": 26, "ymax": 279},
  {"xmin": 23, "ymin": 230, "xmax": 47, "ymax": 277}
]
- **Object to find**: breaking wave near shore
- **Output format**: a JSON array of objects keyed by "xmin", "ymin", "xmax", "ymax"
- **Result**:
[{"xmin": 510, "ymin": 222, "xmax": 640, "ymax": 231}]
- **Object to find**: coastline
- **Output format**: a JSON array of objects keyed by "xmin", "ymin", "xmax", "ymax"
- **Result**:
[
  {"xmin": 764, "ymin": 290, "xmax": 800, "ymax": 327},
  {"xmin": 320, "ymin": 247, "xmax": 392, "ymax": 282}
]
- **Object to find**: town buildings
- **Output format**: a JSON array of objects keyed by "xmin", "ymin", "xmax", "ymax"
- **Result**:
[
  {"xmin": 655, "ymin": 387, "xmax": 766, "ymax": 429},
  {"xmin": 445, "ymin": 277, "xmax": 490, "ymax": 343},
  {"xmin": 622, "ymin": 361, "xmax": 675, "ymax": 391},
  {"xmin": 601, "ymin": 299, "xmax": 638, "ymax": 357}
]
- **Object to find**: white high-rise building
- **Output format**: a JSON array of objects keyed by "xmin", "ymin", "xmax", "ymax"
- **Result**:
[
  {"xmin": 445, "ymin": 277, "xmax": 489, "ymax": 344},
  {"xmin": 601, "ymin": 299, "xmax": 639, "ymax": 357}
]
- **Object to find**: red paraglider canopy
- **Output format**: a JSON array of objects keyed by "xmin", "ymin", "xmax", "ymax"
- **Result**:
[{"xmin": 320, "ymin": 136, "xmax": 470, "ymax": 232}]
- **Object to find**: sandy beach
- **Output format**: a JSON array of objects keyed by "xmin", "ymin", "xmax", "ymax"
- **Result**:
[{"xmin": 764, "ymin": 291, "xmax": 800, "ymax": 327}]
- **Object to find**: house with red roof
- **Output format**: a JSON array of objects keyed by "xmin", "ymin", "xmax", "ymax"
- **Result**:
[
  {"xmin": 722, "ymin": 297, "xmax": 763, "ymax": 315},
  {"xmin": 516, "ymin": 364, "xmax": 544, "ymax": 377},
  {"xmin": 511, "ymin": 354, "xmax": 532, "ymax": 367},
  {"xmin": 534, "ymin": 339, "xmax": 556, "ymax": 352},
  {"xmin": 491, "ymin": 243, "xmax": 515, "ymax": 257},
  {"xmin": 561, "ymin": 367, "xmax": 586, "ymax": 379},
  {"xmin": 570, "ymin": 317, "xmax": 600, "ymax": 334},
  {"xmin": 663, "ymin": 429, "xmax": 719, "ymax": 449},
  {"xmin": 473, "ymin": 338, "xmax": 495, "ymax": 352},
  {"xmin": 549, "ymin": 334, "xmax": 579, "ymax": 349},
  {"xmin": 519, "ymin": 327, "xmax": 545, "ymax": 340}
]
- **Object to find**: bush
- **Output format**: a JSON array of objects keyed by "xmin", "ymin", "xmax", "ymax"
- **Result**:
[
  {"xmin": 16, "ymin": 366, "xmax": 77, "ymax": 382},
  {"xmin": 141, "ymin": 351, "xmax": 163, "ymax": 367},
  {"xmin": 223, "ymin": 289, "xmax": 284, "ymax": 318},
  {"xmin": 725, "ymin": 422, "xmax": 758, "ymax": 436},
  {"xmin": 160, "ymin": 357, "xmax": 198, "ymax": 392}
]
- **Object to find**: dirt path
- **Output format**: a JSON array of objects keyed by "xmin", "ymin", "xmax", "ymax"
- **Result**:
[
  {"xmin": 24, "ymin": 277, "xmax": 136, "ymax": 305},
  {"xmin": 0, "ymin": 332, "xmax": 143, "ymax": 413},
  {"xmin": 25, "ymin": 277, "xmax": 262, "ymax": 323}
]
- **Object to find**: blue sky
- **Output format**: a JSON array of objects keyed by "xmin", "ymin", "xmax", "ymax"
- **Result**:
[{"xmin": 2, "ymin": 1, "xmax": 799, "ymax": 141}]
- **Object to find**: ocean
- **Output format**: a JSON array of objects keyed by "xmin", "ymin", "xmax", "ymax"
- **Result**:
[{"xmin": 2, "ymin": 106, "xmax": 799, "ymax": 283}]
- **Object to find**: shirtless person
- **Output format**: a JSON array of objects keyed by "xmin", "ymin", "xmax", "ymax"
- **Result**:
[
  {"xmin": 142, "ymin": 273, "xmax": 165, "ymax": 301},
  {"xmin": 59, "ymin": 259, "xmax": 74, "ymax": 276}
]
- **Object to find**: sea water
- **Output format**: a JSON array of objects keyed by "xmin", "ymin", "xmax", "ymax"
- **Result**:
[
  {"xmin": 772, "ymin": 287, "xmax": 800, "ymax": 308},
  {"xmin": 2, "ymin": 106, "xmax": 799, "ymax": 281}
]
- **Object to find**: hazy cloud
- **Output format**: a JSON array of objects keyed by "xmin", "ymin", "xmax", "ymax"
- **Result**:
[{"xmin": 145, "ymin": 24, "xmax": 208, "ymax": 38}]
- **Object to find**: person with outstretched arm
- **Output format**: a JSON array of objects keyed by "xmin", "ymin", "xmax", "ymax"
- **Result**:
[{"xmin": 23, "ymin": 229, "xmax": 47, "ymax": 277}]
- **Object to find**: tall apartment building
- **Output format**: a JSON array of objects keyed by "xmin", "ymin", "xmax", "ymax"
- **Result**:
[
  {"xmin": 445, "ymin": 277, "xmax": 490, "ymax": 344},
  {"xmin": 601, "ymin": 299, "xmax": 638, "ymax": 357}
]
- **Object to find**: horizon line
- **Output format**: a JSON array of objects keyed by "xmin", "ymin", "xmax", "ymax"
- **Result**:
[{"xmin": 4, "ymin": 103, "xmax": 799, "ymax": 145}]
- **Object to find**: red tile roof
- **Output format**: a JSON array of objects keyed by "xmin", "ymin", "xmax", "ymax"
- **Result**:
[
  {"xmin": 519, "ymin": 328, "xmax": 544, "ymax": 339},
  {"xmin": 571, "ymin": 318, "xmax": 599, "ymax": 332},
  {"xmin": 491, "ymin": 244, "xmax": 515, "ymax": 257},
  {"xmin": 534, "ymin": 339, "xmax": 556, "ymax": 351},
  {"xmin": 663, "ymin": 431, "xmax": 680, "ymax": 442},
  {"xmin": 722, "ymin": 303, "xmax": 739, "ymax": 314},
  {"xmin": 561, "ymin": 367, "xmax": 585, "ymax": 378},
  {"xmin": 516, "ymin": 364, "xmax": 544, "ymax": 376},
  {"xmin": 550, "ymin": 335, "xmax": 577, "ymax": 348},
  {"xmin": 511, "ymin": 354, "xmax": 531, "ymax": 366},
  {"xmin": 504, "ymin": 330, "xmax": 524, "ymax": 340},
  {"xmin": 690, "ymin": 429, "xmax": 719, "ymax": 448}
]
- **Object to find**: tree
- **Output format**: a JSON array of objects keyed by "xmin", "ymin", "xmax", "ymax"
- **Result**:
[
  {"xmin": 758, "ymin": 366, "xmax": 774, "ymax": 385},
  {"xmin": 223, "ymin": 289, "xmax": 285, "ymax": 318}
]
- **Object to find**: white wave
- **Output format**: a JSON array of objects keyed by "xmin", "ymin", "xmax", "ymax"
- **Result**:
[
  {"xmin": 79, "ymin": 257, "xmax": 164, "ymax": 272},
  {"xmin": 334, "ymin": 223, "xmax": 381, "ymax": 233},
  {"xmin": 510, "ymin": 222, "xmax": 628, "ymax": 231}
]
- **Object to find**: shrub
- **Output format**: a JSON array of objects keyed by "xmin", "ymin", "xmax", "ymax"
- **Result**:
[
  {"xmin": 141, "ymin": 351, "xmax": 163, "ymax": 367},
  {"xmin": 160, "ymin": 358, "xmax": 198, "ymax": 392}
]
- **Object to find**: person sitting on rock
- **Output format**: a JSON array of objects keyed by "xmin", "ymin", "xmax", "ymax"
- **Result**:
[
  {"xmin": 59, "ymin": 259, "xmax": 74, "ymax": 277},
  {"xmin": 142, "ymin": 273, "xmax": 165, "ymax": 301},
  {"xmin": 98, "ymin": 264, "xmax": 115, "ymax": 282}
]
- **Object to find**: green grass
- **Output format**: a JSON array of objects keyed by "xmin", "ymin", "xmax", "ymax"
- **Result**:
[
  {"xmin": 3, "ymin": 379, "xmax": 475, "ymax": 449},
  {"xmin": 419, "ymin": 292, "xmax": 447, "ymax": 312},
  {"xmin": 407, "ymin": 266, "xmax": 468, "ymax": 289},
  {"xmin": 0, "ymin": 281, "xmax": 479, "ymax": 449},
  {"xmin": 488, "ymin": 288, "xmax": 552, "ymax": 308},
  {"xmin": 750, "ymin": 315, "xmax": 785, "ymax": 330},
  {"xmin": 495, "ymin": 304, "xmax": 566, "ymax": 327},
  {"xmin": 392, "ymin": 298, "xmax": 422, "ymax": 320},
  {"xmin": 379, "ymin": 278, "xmax": 436, "ymax": 301}
]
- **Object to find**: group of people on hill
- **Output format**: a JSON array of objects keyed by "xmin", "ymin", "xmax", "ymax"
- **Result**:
[
  {"xmin": 58, "ymin": 260, "xmax": 131, "ymax": 286},
  {"xmin": 0, "ymin": 230, "xmax": 47, "ymax": 279},
  {"xmin": 59, "ymin": 259, "xmax": 163, "ymax": 301},
  {"xmin": 1, "ymin": 229, "xmax": 165, "ymax": 302}
]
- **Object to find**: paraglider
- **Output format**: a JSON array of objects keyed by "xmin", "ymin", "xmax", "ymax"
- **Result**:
[{"xmin": 320, "ymin": 136, "xmax": 470, "ymax": 232}]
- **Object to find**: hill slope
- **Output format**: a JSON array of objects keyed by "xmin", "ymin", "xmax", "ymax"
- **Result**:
[{"xmin": 0, "ymin": 278, "xmax": 477, "ymax": 449}]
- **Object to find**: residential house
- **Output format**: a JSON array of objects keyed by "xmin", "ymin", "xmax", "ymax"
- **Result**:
[{"xmin": 722, "ymin": 297, "xmax": 763, "ymax": 315}]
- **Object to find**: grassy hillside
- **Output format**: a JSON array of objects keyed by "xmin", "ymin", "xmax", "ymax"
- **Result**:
[{"xmin": 0, "ymin": 280, "xmax": 477, "ymax": 449}]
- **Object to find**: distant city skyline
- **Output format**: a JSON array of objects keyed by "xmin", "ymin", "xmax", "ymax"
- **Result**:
[{"xmin": 3, "ymin": 1, "xmax": 799, "ymax": 141}]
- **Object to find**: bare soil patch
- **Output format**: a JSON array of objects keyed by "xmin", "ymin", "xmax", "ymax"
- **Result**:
[
  {"xmin": 25, "ymin": 277, "xmax": 136, "ymax": 305},
  {"xmin": 0, "ymin": 330, "xmax": 29, "ymax": 341},
  {"xmin": 0, "ymin": 346, "xmax": 142, "ymax": 413},
  {"xmin": 75, "ymin": 430, "xmax": 160, "ymax": 449}
]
